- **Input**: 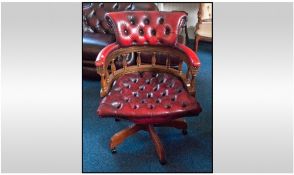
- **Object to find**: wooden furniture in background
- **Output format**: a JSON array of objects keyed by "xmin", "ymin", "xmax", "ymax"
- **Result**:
[{"xmin": 195, "ymin": 3, "xmax": 212, "ymax": 52}]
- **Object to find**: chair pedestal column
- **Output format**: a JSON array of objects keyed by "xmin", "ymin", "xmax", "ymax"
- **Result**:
[{"xmin": 108, "ymin": 119, "xmax": 188, "ymax": 165}]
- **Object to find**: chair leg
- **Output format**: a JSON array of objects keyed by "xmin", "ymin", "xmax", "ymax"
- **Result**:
[
  {"xmin": 109, "ymin": 119, "xmax": 188, "ymax": 164},
  {"xmin": 147, "ymin": 125, "xmax": 167, "ymax": 165},
  {"xmin": 155, "ymin": 119, "xmax": 188, "ymax": 135},
  {"xmin": 195, "ymin": 35, "xmax": 200, "ymax": 52},
  {"xmin": 109, "ymin": 124, "xmax": 142, "ymax": 152}
]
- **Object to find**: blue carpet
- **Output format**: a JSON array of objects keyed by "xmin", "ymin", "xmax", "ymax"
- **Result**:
[{"xmin": 82, "ymin": 40, "xmax": 212, "ymax": 172}]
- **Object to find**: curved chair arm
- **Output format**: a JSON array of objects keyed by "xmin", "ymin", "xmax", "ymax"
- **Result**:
[
  {"xmin": 175, "ymin": 43, "xmax": 201, "ymax": 67},
  {"xmin": 95, "ymin": 43, "xmax": 120, "ymax": 67}
]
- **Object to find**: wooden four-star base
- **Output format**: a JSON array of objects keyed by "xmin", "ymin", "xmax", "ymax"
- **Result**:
[{"xmin": 109, "ymin": 118, "xmax": 188, "ymax": 165}]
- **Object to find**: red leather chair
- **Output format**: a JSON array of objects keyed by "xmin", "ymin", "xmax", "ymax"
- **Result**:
[{"xmin": 95, "ymin": 11, "xmax": 202, "ymax": 164}]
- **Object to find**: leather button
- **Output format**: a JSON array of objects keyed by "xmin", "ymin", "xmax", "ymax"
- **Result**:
[
  {"xmin": 156, "ymin": 99, "xmax": 161, "ymax": 104},
  {"xmin": 124, "ymin": 97, "xmax": 130, "ymax": 102},
  {"xmin": 159, "ymin": 78, "xmax": 165, "ymax": 84},
  {"xmin": 165, "ymin": 27, "xmax": 171, "ymax": 35},
  {"xmin": 132, "ymin": 92, "xmax": 139, "ymax": 97},
  {"xmin": 123, "ymin": 83, "xmax": 131, "ymax": 89},
  {"xmin": 139, "ymin": 28, "xmax": 144, "ymax": 36},
  {"xmin": 153, "ymin": 85, "xmax": 160, "ymax": 91},
  {"xmin": 130, "ymin": 78, "xmax": 138, "ymax": 83},
  {"xmin": 139, "ymin": 85, "xmax": 145, "ymax": 91},
  {"xmin": 143, "ymin": 18, "xmax": 150, "ymax": 25},
  {"xmin": 148, "ymin": 104, "xmax": 155, "ymax": 109},
  {"xmin": 159, "ymin": 17, "xmax": 164, "ymax": 24},
  {"xmin": 111, "ymin": 102, "xmax": 122, "ymax": 109},
  {"xmin": 98, "ymin": 3, "xmax": 104, "ymax": 7},
  {"xmin": 151, "ymin": 29, "xmax": 156, "ymax": 36},
  {"xmin": 165, "ymin": 104, "xmax": 171, "ymax": 109},
  {"xmin": 152, "ymin": 73, "xmax": 159, "ymax": 77},
  {"xmin": 113, "ymin": 3, "xmax": 119, "ymax": 10},
  {"xmin": 124, "ymin": 29, "xmax": 129, "ymax": 35},
  {"xmin": 161, "ymin": 90, "xmax": 168, "ymax": 97},
  {"xmin": 146, "ymin": 92, "xmax": 153, "ymax": 98},
  {"xmin": 129, "ymin": 16, "xmax": 136, "ymax": 25},
  {"xmin": 171, "ymin": 96, "xmax": 176, "ymax": 102},
  {"xmin": 168, "ymin": 81, "xmax": 175, "ymax": 88},
  {"xmin": 126, "ymin": 3, "xmax": 134, "ymax": 10}
]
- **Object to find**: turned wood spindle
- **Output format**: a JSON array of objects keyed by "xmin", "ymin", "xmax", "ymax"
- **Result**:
[
  {"xmin": 122, "ymin": 54, "xmax": 127, "ymax": 70},
  {"xmin": 178, "ymin": 61, "xmax": 183, "ymax": 74},
  {"xmin": 105, "ymin": 69, "xmax": 110, "ymax": 83},
  {"xmin": 190, "ymin": 75, "xmax": 196, "ymax": 90},
  {"xmin": 186, "ymin": 67, "xmax": 191, "ymax": 83},
  {"xmin": 152, "ymin": 52, "xmax": 156, "ymax": 66},
  {"xmin": 111, "ymin": 58, "xmax": 116, "ymax": 74},
  {"xmin": 190, "ymin": 67, "xmax": 198, "ymax": 90},
  {"xmin": 100, "ymin": 69, "xmax": 107, "ymax": 93},
  {"xmin": 137, "ymin": 52, "xmax": 141, "ymax": 66},
  {"xmin": 166, "ymin": 55, "xmax": 170, "ymax": 68}
]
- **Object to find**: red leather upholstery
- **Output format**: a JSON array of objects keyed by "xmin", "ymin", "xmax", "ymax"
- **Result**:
[
  {"xmin": 105, "ymin": 11, "xmax": 187, "ymax": 46},
  {"xmin": 97, "ymin": 72, "xmax": 202, "ymax": 124},
  {"xmin": 97, "ymin": 11, "xmax": 202, "ymax": 124},
  {"xmin": 176, "ymin": 43, "xmax": 201, "ymax": 67}
]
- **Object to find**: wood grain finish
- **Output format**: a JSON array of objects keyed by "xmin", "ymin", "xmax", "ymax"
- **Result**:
[
  {"xmin": 147, "ymin": 125, "xmax": 166, "ymax": 164},
  {"xmin": 96, "ymin": 46, "xmax": 199, "ymax": 97},
  {"xmin": 108, "ymin": 120, "xmax": 188, "ymax": 164},
  {"xmin": 109, "ymin": 124, "xmax": 142, "ymax": 150}
]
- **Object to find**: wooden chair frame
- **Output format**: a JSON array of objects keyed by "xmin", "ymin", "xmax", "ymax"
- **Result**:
[
  {"xmin": 96, "ymin": 45, "xmax": 200, "ymax": 164},
  {"xmin": 96, "ymin": 45, "xmax": 199, "ymax": 97}
]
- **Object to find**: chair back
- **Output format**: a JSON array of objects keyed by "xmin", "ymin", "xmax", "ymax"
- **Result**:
[
  {"xmin": 97, "ymin": 11, "xmax": 199, "ymax": 97},
  {"xmin": 105, "ymin": 11, "xmax": 187, "ymax": 46}
]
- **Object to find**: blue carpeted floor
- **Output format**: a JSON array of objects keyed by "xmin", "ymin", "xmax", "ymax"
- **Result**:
[{"xmin": 82, "ymin": 40, "xmax": 212, "ymax": 172}]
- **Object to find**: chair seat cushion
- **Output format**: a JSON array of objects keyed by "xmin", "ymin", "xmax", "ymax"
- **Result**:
[{"xmin": 97, "ymin": 72, "xmax": 202, "ymax": 124}]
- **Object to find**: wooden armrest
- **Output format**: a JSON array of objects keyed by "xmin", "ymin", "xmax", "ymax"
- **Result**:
[{"xmin": 95, "ymin": 43, "xmax": 120, "ymax": 68}]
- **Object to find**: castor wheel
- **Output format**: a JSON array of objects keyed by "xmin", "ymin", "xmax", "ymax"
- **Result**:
[
  {"xmin": 182, "ymin": 129, "xmax": 188, "ymax": 135},
  {"xmin": 159, "ymin": 159, "xmax": 167, "ymax": 165},
  {"xmin": 111, "ymin": 148, "xmax": 117, "ymax": 154},
  {"xmin": 115, "ymin": 118, "xmax": 120, "ymax": 122}
]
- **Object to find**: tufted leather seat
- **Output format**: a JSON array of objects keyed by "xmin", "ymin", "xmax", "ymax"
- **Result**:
[{"xmin": 98, "ymin": 72, "xmax": 201, "ymax": 124}]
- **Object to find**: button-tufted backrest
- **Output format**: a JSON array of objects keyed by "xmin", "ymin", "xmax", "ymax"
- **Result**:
[
  {"xmin": 105, "ymin": 11, "xmax": 187, "ymax": 47},
  {"xmin": 83, "ymin": 3, "xmax": 158, "ymax": 34}
]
